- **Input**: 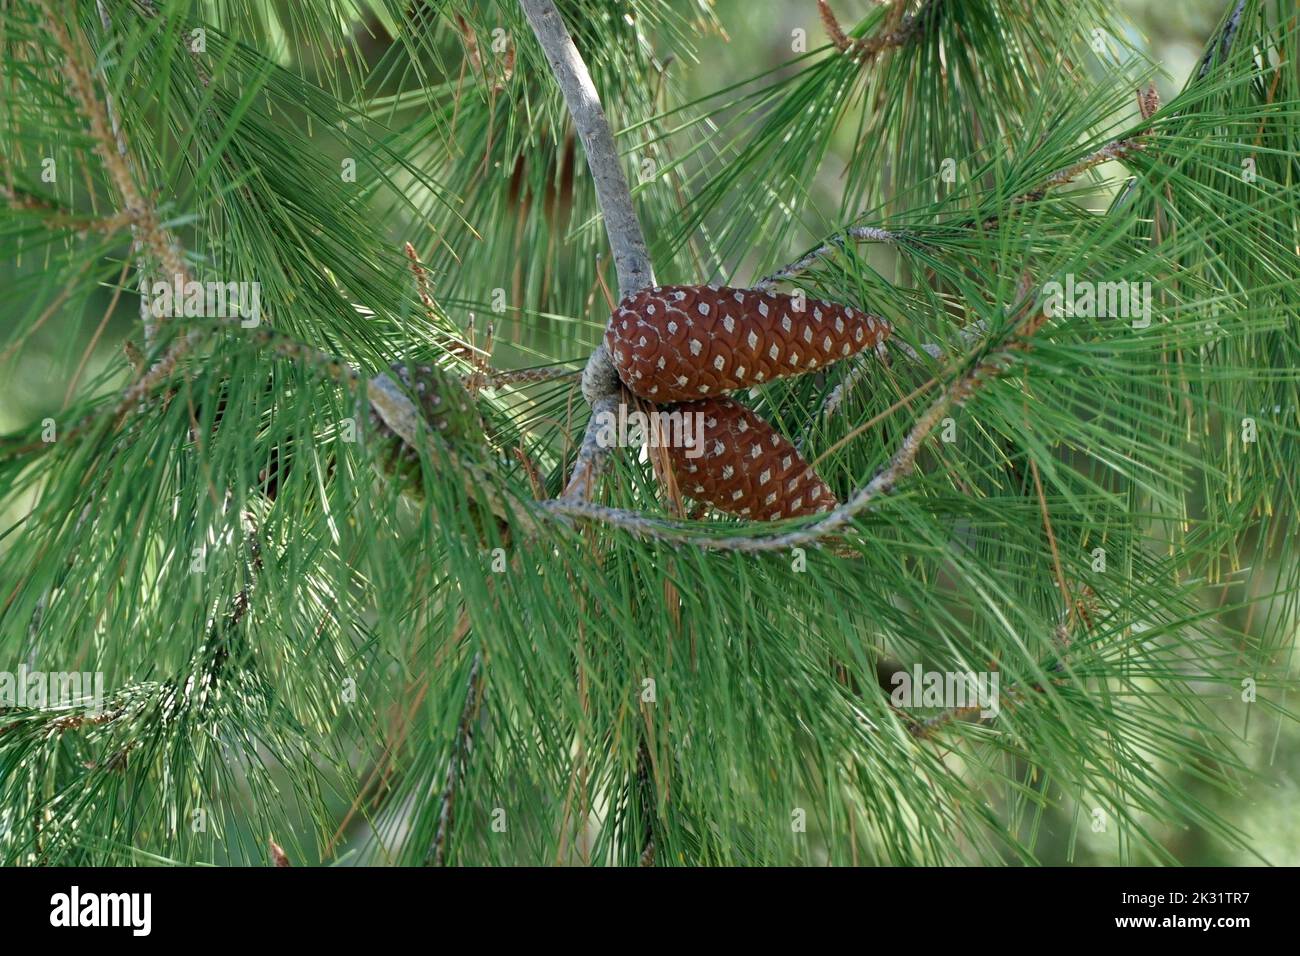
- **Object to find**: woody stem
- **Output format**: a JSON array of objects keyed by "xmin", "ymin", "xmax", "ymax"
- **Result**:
[{"xmin": 520, "ymin": 0, "xmax": 657, "ymax": 499}]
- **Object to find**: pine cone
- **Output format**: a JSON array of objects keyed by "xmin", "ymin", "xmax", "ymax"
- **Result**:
[
  {"xmin": 664, "ymin": 397, "xmax": 837, "ymax": 520},
  {"xmin": 367, "ymin": 362, "xmax": 531, "ymax": 537},
  {"xmin": 369, "ymin": 361, "xmax": 488, "ymax": 491},
  {"xmin": 606, "ymin": 284, "xmax": 890, "ymax": 402}
]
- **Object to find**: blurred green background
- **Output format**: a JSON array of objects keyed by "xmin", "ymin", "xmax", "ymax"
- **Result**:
[{"xmin": 2, "ymin": 0, "xmax": 1295, "ymax": 865}]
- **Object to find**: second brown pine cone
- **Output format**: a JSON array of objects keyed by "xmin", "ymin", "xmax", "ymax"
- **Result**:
[{"xmin": 663, "ymin": 396, "xmax": 837, "ymax": 521}]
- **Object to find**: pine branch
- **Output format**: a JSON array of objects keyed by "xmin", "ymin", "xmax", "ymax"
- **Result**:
[
  {"xmin": 0, "ymin": 183, "xmax": 136, "ymax": 234},
  {"xmin": 478, "ymin": 365, "xmax": 579, "ymax": 388},
  {"xmin": 93, "ymin": 0, "xmax": 157, "ymax": 348},
  {"xmin": 39, "ymin": 0, "xmax": 188, "ymax": 299},
  {"xmin": 32, "ymin": 0, "xmax": 207, "ymax": 440},
  {"xmin": 517, "ymin": 0, "xmax": 653, "ymax": 300},
  {"xmin": 764, "ymin": 122, "xmax": 1150, "ymax": 294},
  {"xmin": 24, "ymin": 9, "xmax": 522, "ymax": 543},
  {"xmin": 3, "ymin": 506, "xmax": 262, "ymax": 742},
  {"xmin": 775, "ymin": 116, "xmax": 1153, "ymax": 444},
  {"xmin": 402, "ymin": 240, "xmax": 581, "ymax": 392},
  {"xmin": 4, "ymin": 0, "xmax": 1295, "ymax": 867},
  {"xmin": 519, "ymin": 0, "xmax": 656, "ymax": 500}
]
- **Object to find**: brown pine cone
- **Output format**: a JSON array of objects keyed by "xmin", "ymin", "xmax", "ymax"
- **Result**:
[
  {"xmin": 664, "ymin": 397, "xmax": 838, "ymax": 520},
  {"xmin": 606, "ymin": 284, "xmax": 890, "ymax": 402}
]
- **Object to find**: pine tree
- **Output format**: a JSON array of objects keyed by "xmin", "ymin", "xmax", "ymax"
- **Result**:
[{"xmin": 1, "ymin": 0, "xmax": 1297, "ymax": 866}]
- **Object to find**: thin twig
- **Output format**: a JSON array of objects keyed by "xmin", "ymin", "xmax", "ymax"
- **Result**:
[
  {"xmin": 94, "ymin": 0, "xmax": 158, "ymax": 349},
  {"xmin": 428, "ymin": 651, "xmax": 485, "ymax": 866},
  {"xmin": 0, "ymin": 189, "xmax": 136, "ymax": 234},
  {"xmin": 907, "ymin": 587, "xmax": 1099, "ymax": 739},
  {"xmin": 754, "ymin": 226, "xmax": 904, "ymax": 290},
  {"xmin": 518, "ymin": 0, "xmax": 653, "ymax": 300},
  {"xmin": 762, "ymin": 124, "xmax": 1148, "ymax": 295},
  {"xmin": 635, "ymin": 738, "xmax": 656, "ymax": 866},
  {"xmin": 403, "ymin": 241, "xmax": 579, "ymax": 390},
  {"xmin": 798, "ymin": 319, "xmax": 989, "ymax": 452},
  {"xmin": 774, "ymin": 119, "xmax": 1148, "ymax": 442},
  {"xmin": 818, "ymin": 0, "xmax": 856, "ymax": 51},
  {"xmin": 41, "ymin": 0, "xmax": 188, "ymax": 292},
  {"xmin": 6, "ymin": 507, "xmax": 262, "ymax": 741},
  {"xmin": 40, "ymin": 0, "xmax": 293, "ymax": 446},
  {"xmin": 1018, "ymin": 136, "xmax": 1147, "ymax": 206},
  {"xmin": 37, "ymin": 0, "xmax": 211, "ymax": 436},
  {"xmin": 561, "ymin": 393, "xmax": 621, "ymax": 499},
  {"xmin": 404, "ymin": 241, "xmax": 439, "ymax": 321},
  {"xmin": 818, "ymin": 0, "xmax": 941, "ymax": 65},
  {"xmin": 1198, "ymin": 0, "xmax": 1249, "ymax": 80},
  {"xmin": 476, "ymin": 365, "xmax": 580, "ymax": 388}
]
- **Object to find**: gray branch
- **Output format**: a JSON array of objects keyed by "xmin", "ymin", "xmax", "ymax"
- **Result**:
[
  {"xmin": 519, "ymin": 0, "xmax": 654, "ymax": 300},
  {"xmin": 520, "ymin": 0, "xmax": 657, "ymax": 499},
  {"xmin": 755, "ymin": 226, "xmax": 903, "ymax": 290}
]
